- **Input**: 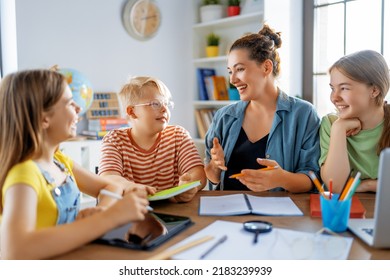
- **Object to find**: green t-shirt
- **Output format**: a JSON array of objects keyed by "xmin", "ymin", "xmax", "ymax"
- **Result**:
[{"xmin": 319, "ymin": 114, "xmax": 383, "ymax": 180}]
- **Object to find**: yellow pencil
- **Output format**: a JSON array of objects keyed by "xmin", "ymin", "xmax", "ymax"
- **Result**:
[{"xmin": 229, "ymin": 166, "xmax": 279, "ymax": 179}]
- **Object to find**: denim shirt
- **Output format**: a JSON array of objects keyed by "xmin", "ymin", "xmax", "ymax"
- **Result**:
[{"xmin": 205, "ymin": 90, "xmax": 321, "ymax": 191}]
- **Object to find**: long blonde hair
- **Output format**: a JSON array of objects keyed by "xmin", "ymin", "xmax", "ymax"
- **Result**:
[
  {"xmin": 0, "ymin": 69, "xmax": 66, "ymax": 213},
  {"xmin": 329, "ymin": 50, "xmax": 390, "ymax": 154}
]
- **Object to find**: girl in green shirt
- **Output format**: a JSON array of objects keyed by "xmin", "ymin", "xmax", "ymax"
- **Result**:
[{"xmin": 320, "ymin": 50, "xmax": 390, "ymax": 193}]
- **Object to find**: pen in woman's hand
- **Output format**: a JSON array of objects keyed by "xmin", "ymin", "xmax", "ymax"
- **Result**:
[
  {"xmin": 229, "ymin": 166, "xmax": 279, "ymax": 179},
  {"xmin": 99, "ymin": 189, "xmax": 154, "ymax": 212}
]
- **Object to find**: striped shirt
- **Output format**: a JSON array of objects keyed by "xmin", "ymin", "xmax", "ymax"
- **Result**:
[{"xmin": 99, "ymin": 125, "xmax": 203, "ymax": 190}]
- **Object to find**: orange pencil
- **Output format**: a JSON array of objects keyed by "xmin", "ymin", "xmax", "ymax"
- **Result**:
[
  {"xmin": 329, "ymin": 179, "xmax": 333, "ymax": 199},
  {"xmin": 339, "ymin": 176, "xmax": 354, "ymax": 201},
  {"xmin": 229, "ymin": 166, "xmax": 279, "ymax": 179}
]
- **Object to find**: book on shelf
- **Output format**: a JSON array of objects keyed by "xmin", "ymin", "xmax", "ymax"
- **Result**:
[
  {"xmin": 199, "ymin": 108, "xmax": 214, "ymax": 128},
  {"xmin": 88, "ymin": 118, "xmax": 129, "ymax": 131},
  {"xmin": 196, "ymin": 68, "xmax": 216, "ymax": 100},
  {"xmin": 194, "ymin": 108, "xmax": 216, "ymax": 139},
  {"xmin": 87, "ymin": 92, "xmax": 122, "ymax": 119},
  {"xmin": 194, "ymin": 109, "xmax": 207, "ymax": 139},
  {"xmin": 309, "ymin": 194, "xmax": 366, "ymax": 218},
  {"xmin": 199, "ymin": 193, "xmax": 303, "ymax": 216},
  {"xmin": 204, "ymin": 76, "xmax": 229, "ymax": 101},
  {"xmin": 80, "ymin": 130, "xmax": 109, "ymax": 140}
]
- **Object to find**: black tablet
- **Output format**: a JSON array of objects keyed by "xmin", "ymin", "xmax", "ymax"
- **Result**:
[{"xmin": 95, "ymin": 212, "xmax": 193, "ymax": 250}]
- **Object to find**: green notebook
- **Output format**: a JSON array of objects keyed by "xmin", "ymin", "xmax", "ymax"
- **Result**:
[{"xmin": 148, "ymin": 181, "xmax": 201, "ymax": 201}]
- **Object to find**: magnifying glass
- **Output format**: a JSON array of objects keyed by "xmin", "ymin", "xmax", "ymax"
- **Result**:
[{"xmin": 243, "ymin": 220, "xmax": 273, "ymax": 244}]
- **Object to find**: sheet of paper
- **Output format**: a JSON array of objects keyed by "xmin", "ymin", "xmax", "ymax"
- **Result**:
[
  {"xmin": 247, "ymin": 195, "xmax": 304, "ymax": 216},
  {"xmin": 199, "ymin": 194, "xmax": 250, "ymax": 216},
  {"xmin": 148, "ymin": 180, "xmax": 201, "ymax": 201},
  {"xmin": 170, "ymin": 220, "xmax": 353, "ymax": 260}
]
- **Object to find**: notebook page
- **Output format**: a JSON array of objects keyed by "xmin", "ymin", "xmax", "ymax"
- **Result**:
[
  {"xmin": 199, "ymin": 194, "xmax": 250, "ymax": 216},
  {"xmin": 246, "ymin": 195, "xmax": 303, "ymax": 216}
]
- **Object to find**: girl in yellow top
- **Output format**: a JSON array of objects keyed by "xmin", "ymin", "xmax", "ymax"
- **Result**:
[{"xmin": 0, "ymin": 69, "xmax": 151, "ymax": 259}]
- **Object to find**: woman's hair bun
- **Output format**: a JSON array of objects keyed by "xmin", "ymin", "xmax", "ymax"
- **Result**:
[{"xmin": 258, "ymin": 24, "xmax": 282, "ymax": 49}]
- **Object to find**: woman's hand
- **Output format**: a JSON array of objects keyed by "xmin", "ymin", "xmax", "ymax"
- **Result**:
[
  {"xmin": 210, "ymin": 137, "xmax": 227, "ymax": 171},
  {"xmin": 236, "ymin": 158, "xmax": 283, "ymax": 192}
]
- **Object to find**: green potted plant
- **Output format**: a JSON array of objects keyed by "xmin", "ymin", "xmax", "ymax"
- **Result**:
[
  {"xmin": 206, "ymin": 32, "xmax": 220, "ymax": 57},
  {"xmin": 227, "ymin": 0, "xmax": 241, "ymax": 17},
  {"xmin": 200, "ymin": 0, "xmax": 224, "ymax": 23}
]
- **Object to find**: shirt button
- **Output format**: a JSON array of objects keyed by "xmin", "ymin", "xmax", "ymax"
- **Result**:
[
  {"xmin": 266, "ymin": 154, "xmax": 270, "ymax": 159},
  {"xmin": 54, "ymin": 187, "xmax": 61, "ymax": 196}
]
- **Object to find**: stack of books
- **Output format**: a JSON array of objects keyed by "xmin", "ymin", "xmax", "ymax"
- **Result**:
[{"xmin": 81, "ymin": 118, "xmax": 129, "ymax": 140}]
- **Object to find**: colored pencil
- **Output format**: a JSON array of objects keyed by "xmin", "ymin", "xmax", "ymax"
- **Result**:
[{"xmin": 229, "ymin": 166, "xmax": 279, "ymax": 179}]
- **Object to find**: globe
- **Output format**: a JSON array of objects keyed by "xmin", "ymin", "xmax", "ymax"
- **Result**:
[{"xmin": 58, "ymin": 68, "xmax": 94, "ymax": 115}]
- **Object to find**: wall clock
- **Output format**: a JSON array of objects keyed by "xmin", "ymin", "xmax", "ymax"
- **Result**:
[{"xmin": 122, "ymin": 0, "xmax": 161, "ymax": 41}]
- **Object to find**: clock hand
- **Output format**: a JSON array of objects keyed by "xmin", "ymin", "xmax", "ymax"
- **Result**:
[{"xmin": 141, "ymin": 15, "xmax": 157, "ymax": 20}]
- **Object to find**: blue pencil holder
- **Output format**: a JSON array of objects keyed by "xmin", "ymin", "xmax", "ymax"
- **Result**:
[{"xmin": 320, "ymin": 193, "xmax": 352, "ymax": 233}]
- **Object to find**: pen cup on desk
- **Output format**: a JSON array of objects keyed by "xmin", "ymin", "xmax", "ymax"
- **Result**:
[{"xmin": 320, "ymin": 193, "xmax": 352, "ymax": 233}]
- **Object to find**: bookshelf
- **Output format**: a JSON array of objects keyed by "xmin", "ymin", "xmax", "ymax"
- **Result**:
[{"xmin": 192, "ymin": 4, "xmax": 264, "ymax": 150}]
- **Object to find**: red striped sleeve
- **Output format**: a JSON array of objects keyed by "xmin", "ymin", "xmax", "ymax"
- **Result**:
[{"xmin": 98, "ymin": 125, "xmax": 203, "ymax": 190}]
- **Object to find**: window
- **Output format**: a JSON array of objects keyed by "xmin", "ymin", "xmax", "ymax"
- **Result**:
[{"xmin": 309, "ymin": 0, "xmax": 390, "ymax": 117}]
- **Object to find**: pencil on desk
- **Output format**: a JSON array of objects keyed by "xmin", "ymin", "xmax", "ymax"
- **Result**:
[
  {"xmin": 149, "ymin": 236, "xmax": 214, "ymax": 260},
  {"xmin": 200, "ymin": 235, "xmax": 228, "ymax": 259},
  {"xmin": 229, "ymin": 166, "xmax": 279, "ymax": 179}
]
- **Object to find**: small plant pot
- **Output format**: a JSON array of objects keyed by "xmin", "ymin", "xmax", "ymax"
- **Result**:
[
  {"xmin": 200, "ymin": 5, "xmax": 224, "ymax": 23},
  {"xmin": 227, "ymin": 6, "xmax": 240, "ymax": 17},
  {"xmin": 206, "ymin": 46, "xmax": 219, "ymax": 57}
]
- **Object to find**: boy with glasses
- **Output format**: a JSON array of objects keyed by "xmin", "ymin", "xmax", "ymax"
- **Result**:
[{"xmin": 99, "ymin": 76, "xmax": 206, "ymax": 202}]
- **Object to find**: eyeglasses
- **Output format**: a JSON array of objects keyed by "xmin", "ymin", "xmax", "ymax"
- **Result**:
[{"xmin": 133, "ymin": 99, "xmax": 174, "ymax": 110}]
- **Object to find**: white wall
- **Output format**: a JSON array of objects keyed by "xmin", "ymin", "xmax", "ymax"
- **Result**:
[
  {"xmin": 0, "ymin": 0, "xmax": 18, "ymax": 74},
  {"xmin": 15, "ymin": 0, "xmax": 194, "ymax": 132},
  {"xmin": 14, "ymin": 0, "xmax": 303, "ymax": 135},
  {"xmin": 264, "ymin": 0, "xmax": 303, "ymax": 98}
]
